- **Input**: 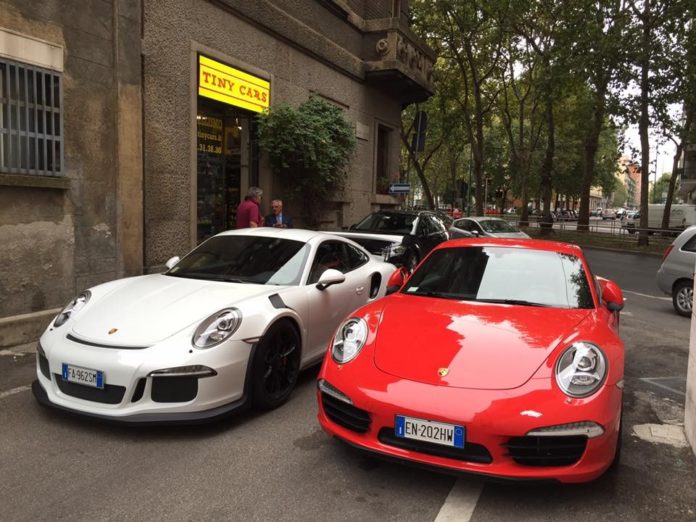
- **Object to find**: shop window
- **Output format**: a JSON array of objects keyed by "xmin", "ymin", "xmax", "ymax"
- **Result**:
[
  {"xmin": 0, "ymin": 58, "xmax": 63, "ymax": 176},
  {"xmin": 375, "ymin": 124, "xmax": 392, "ymax": 194}
]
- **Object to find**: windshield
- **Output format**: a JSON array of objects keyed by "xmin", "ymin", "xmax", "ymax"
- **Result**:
[
  {"xmin": 354, "ymin": 213, "xmax": 416, "ymax": 234},
  {"xmin": 479, "ymin": 219, "xmax": 519, "ymax": 233},
  {"xmin": 402, "ymin": 246, "xmax": 594, "ymax": 309},
  {"xmin": 167, "ymin": 236, "xmax": 310, "ymax": 285}
]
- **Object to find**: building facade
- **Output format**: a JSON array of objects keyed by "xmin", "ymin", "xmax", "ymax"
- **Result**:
[{"xmin": 0, "ymin": 0, "xmax": 434, "ymax": 347}]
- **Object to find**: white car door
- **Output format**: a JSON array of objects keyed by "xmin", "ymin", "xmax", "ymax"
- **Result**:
[{"xmin": 302, "ymin": 240, "xmax": 374, "ymax": 363}]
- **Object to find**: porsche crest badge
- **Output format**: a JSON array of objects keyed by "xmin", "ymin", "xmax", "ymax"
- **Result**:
[
  {"xmin": 438, "ymin": 367, "xmax": 449, "ymax": 377},
  {"xmin": 108, "ymin": 328, "xmax": 118, "ymax": 335}
]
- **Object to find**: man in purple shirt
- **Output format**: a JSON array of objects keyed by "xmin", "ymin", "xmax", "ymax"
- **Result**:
[{"xmin": 236, "ymin": 186, "xmax": 264, "ymax": 228}]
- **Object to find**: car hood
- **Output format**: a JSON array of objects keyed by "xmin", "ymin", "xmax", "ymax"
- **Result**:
[
  {"xmin": 71, "ymin": 274, "xmax": 280, "ymax": 346},
  {"xmin": 327, "ymin": 231, "xmax": 404, "ymax": 256},
  {"xmin": 373, "ymin": 295, "xmax": 591, "ymax": 389},
  {"xmin": 488, "ymin": 231, "xmax": 530, "ymax": 239}
]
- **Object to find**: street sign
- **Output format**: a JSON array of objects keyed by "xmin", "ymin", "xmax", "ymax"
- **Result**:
[{"xmin": 389, "ymin": 183, "xmax": 411, "ymax": 194}]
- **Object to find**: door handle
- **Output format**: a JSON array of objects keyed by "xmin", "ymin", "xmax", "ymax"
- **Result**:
[{"xmin": 355, "ymin": 286, "xmax": 365, "ymax": 295}]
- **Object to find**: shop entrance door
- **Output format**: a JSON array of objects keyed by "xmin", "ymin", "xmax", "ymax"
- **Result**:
[{"xmin": 196, "ymin": 102, "xmax": 253, "ymax": 241}]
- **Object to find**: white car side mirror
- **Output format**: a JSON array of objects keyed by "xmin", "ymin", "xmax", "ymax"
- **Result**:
[
  {"xmin": 165, "ymin": 256, "xmax": 180, "ymax": 270},
  {"xmin": 316, "ymin": 269, "xmax": 346, "ymax": 291}
]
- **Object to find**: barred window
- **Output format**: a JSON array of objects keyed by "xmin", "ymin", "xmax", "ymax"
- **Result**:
[{"xmin": 0, "ymin": 58, "xmax": 63, "ymax": 176}]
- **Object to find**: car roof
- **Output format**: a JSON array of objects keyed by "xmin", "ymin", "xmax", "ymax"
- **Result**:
[
  {"xmin": 455, "ymin": 216, "xmax": 506, "ymax": 223},
  {"xmin": 436, "ymin": 237, "xmax": 584, "ymax": 256},
  {"xmin": 216, "ymin": 227, "xmax": 338, "ymax": 243}
]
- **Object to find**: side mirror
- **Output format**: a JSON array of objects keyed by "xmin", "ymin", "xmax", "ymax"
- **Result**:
[
  {"xmin": 316, "ymin": 269, "xmax": 346, "ymax": 291},
  {"xmin": 471, "ymin": 230, "xmax": 480, "ymax": 237},
  {"xmin": 165, "ymin": 256, "xmax": 180, "ymax": 270},
  {"xmin": 598, "ymin": 277, "xmax": 624, "ymax": 312},
  {"xmin": 349, "ymin": 224, "xmax": 357, "ymax": 230},
  {"xmin": 386, "ymin": 267, "xmax": 408, "ymax": 295}
]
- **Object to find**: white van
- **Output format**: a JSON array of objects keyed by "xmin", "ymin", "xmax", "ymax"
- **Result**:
[{"xmin": 624, "ymin": 204, "xmax": 696, "ymax": 233}]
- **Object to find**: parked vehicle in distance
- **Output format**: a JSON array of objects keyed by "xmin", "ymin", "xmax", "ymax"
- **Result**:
[
  {"xmin": 624, "ymin": 204, "xmax": 696, "ymax": 234},
  {"xmin": 449, "ymin": 216, "xmax": 530, "ymax": 239},
  {"xmin": 602, "ymin": 208, "xmax": 618, "ymax": 220},
  {"xmin": 317, "ymin": 238, "xmax": 625, "ymax": 483},
  {"xmin": 32, "ymin": 228, "xmax": 402, "ymax": 424},
  {"xmin": 331, "ymin": 210, "xmax": 449, "ymax": 272},
  {"xmin": 657, "ymin": 225, "xmax": 696, "ymax": 317}
]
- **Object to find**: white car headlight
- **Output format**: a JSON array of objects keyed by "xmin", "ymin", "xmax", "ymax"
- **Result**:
[
  {"xmin": 555, "ymin": 342, "xmax": 607, "ymax": 398},
  {"xmin": 53, "ymin": 291, "xmax": 92, "ymax": 327},
  {"xmin": 193, "ymin": 308, "xmax": 242, "ymax": 348},
  {"xmin": 332, "ymin": 318, "xmax": 368, "ymax": 363},
  {"xmin": 383, "ymin": 243, "xmax": 406, "ymax": 261}
]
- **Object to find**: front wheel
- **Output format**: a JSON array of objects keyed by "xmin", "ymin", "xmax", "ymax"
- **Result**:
[
  {"xmin": 251, "ymin": 321, "xmax": 301, "ymax": 410},
  {"xmin": 673, "ymin": 280, "xmax": 694, "ymax": 317}
]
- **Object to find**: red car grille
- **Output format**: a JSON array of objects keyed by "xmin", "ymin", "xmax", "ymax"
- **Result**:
[
  {"xmin": 321, "ymin": 393, "xmax": 371, "ymax": 433},
  {"xmin": 503, "ymin": 435, "xmax": 587, "ymax": 466}
]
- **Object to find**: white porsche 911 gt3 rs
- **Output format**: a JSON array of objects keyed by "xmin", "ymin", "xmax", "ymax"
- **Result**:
[{"xmin": 32, "ymin": 228, "xmax": 400, "ymax": 424}]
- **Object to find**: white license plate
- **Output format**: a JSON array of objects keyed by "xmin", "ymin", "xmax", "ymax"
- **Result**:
[
  {"xmin": 395, "ymin": 415, "xmax": 465, "ymax": 448},
  {"xmin": 62, "ymin": 363, "xmax": 104, "ymax": 389}
]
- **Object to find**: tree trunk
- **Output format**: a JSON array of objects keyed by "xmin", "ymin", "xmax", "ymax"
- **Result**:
[
  {"xmin": 637, "ymin": 1, "xmax": 651, "ymax": 247},
  {"xmin": 539, "ymin": 92, "xmax": 555, "ymax": 233},
  {"xmin": 577, "ymin": 84, "xmax": 607, "ymax": 232}
]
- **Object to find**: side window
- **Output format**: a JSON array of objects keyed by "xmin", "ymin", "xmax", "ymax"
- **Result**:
[
  {"xmin": 307, "ymin": 241, "xmax": 347, "ymax": 284},
  {"xmin": 343, "ymin": 243, "xmax": 369, "ymax": 270},
  {"xmin": 681, "ymin": 233, "xmax": 696, "ymax": 253},
  {"xmin": 430, "ymin": 215, "xmax": 447, "ymax": 234}
]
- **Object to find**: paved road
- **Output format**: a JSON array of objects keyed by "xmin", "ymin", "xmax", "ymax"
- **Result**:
[{"xmin": 2, "ymin": 249, "xmax": 695, "ymax": 521}]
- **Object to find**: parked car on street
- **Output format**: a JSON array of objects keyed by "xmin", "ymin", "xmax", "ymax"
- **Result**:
[
  {"xmin": 318, "ymin": 238, "xmax": 625, "ymax": 483},
  {"xmin": 449, "ymin": 216, "xmax": 530, "ymax": 239},
  {"xmin": 657, "ymin": 225, "xmax": 696, "ymax": 317},
  {"xmin": 32, "ymin": 228, "xmax": 402, "ymax": 424},
  {"xmin": 331, "ymin": 210, "xmax": 449, "ymax": 272},
  {"xmin": 624, "ymin": 204, "xmax": 696, "ymax": 234}
]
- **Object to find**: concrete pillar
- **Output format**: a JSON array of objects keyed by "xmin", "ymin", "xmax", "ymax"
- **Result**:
[{"xmin": 685, "ymin": 277, "xmax": 696, "ymax": 456}]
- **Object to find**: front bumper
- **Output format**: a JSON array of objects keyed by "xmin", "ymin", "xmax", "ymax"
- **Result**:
[
  {"xmin": 34, "ymin": 330, "xmax": 254, "ymax": 424},
  {"xmin": 317, "ymin": 367, "xmax": 622, "ymax": 484}
]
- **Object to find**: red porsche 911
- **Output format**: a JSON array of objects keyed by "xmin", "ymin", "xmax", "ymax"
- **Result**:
[{"xmin": 317, "ymin": 239, "xmax": 625, "ymax": 483}]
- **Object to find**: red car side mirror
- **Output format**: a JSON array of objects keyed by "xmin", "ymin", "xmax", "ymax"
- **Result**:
[
  {"xmin": 598, "ymin": 277, "xmax": 624, "ymax": 312},
  {"xmin": 386, "ymin": 267, "xmax": 408, "ymax": 295}
]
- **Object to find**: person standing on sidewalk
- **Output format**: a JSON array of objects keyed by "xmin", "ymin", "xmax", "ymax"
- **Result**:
[
  {"xmin": 236, "ymin": 187, "xmax": 264, "ymax": 228},
  {"xmin": 265, "ymin": 199, "xmax": 293, "ymax": 228}
]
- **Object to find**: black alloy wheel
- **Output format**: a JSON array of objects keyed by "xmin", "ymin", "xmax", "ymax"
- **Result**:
[
  {"xmin": 251, "ymin": 321, "xmax": 301, "ymax": 410},
  {"xmin": 673, "ymin": 280, "xmax": 693, "ymax": 317}
]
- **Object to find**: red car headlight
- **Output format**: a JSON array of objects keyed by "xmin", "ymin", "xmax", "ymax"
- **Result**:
[
  {"xmin": 555, "ymin": 342, "xmax": 607, "ymax": 398},
  {"xmin": 331, "ymin": 318, "xmax": 368, "ymax": 364}
]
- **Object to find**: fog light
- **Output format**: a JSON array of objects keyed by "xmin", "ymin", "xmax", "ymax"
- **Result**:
[
  {"xmin": 318, "ymin": 379, "xmax": 352, "ymax": 405},
  {"xmin": 527, "ymin": 421, "xmax": 604, "ymax": 438},
  {"xmin": 148, "ymin": 365, "xmax": 217, "ymax": 378}
]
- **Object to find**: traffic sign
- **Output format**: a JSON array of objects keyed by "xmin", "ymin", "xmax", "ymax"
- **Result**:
[{"xmin": 389, "ymin": 183, "xmax": 411, "ymax": 194}]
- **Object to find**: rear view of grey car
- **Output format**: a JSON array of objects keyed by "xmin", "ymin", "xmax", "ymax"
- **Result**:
[{"xmin": 657, "ymin": 226, "xmax": 696, "ymax": 316}]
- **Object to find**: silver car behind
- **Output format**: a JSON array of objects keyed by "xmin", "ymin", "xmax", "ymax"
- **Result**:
[{"xmin": 656, "ymin": 225, "xmax": 696, "ymax": 316}]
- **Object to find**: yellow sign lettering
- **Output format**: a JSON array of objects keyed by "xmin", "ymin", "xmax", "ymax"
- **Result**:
[{"xmin": 198, "ymin": 55, "xmax": 270, "ymax": 113}]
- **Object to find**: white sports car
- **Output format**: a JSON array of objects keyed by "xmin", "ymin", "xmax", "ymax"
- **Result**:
[{"xmin": 33, "ymin": 228, "xmax": 401, "ymax": 424}]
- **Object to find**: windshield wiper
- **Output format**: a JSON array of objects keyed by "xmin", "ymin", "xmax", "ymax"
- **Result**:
[
  {"xmin": 476, "ymin": 298, "xmax": 550, "ymax": 307},
  {"xmin": 165, "ymin": 273, "xmax": 248, "ymax": 283},
  {"xmin": 406, "ymin": 290, "xmax": 461, "ymax": 300}
]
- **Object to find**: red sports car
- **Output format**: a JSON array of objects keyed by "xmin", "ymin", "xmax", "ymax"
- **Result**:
[{"xmin": 317, "ymin": 238, "xmax": 625, "ymax": 483}]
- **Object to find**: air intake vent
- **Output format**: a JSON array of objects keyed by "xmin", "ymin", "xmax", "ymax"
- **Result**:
[
  {"xmin": 321, "ymin": 392, "xmax": 371, "ymax": 433},
  {"xmin": 503, "ymin": 435, "xmax": 587, "ymax": 466}
]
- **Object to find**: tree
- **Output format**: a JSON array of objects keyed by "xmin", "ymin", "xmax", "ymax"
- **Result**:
[{"xmin": 257, "ymin": 96, "xmax": 355, "ymax": 226}]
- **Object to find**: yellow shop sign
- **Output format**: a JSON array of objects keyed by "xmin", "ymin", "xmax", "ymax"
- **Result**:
[{"xmin": 198, "ymin": 55, "xmax": 270, "ymax": 113}]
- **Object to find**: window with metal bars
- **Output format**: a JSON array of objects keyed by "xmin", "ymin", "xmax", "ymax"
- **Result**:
[{"xmin": 0, "ymin": 58, "xmax": 63, "ymax": 176}]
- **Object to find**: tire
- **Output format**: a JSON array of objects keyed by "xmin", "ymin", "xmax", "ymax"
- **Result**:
[
  {"xmin": 673, "ymin": 280, "xmax": 694, "ymax": 317},
  {"xmin": 251, "ymin": 321, "xmax": 301, "ymax": 410}
]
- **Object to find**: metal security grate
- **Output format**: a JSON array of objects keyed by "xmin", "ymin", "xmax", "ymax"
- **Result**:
[{"xmin": 0, "ymin": 58, "xmax": 63, "ymax": 176}]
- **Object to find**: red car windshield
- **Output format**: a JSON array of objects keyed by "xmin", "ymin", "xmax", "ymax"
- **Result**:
[{"xmin": 402, "ymin": 246, "xmax": 594, "ymax": 309}]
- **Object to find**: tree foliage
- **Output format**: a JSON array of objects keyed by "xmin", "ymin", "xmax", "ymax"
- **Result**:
[{"xmin": 257, "ymin": 96, "xmax": 356, "ymax": 225}]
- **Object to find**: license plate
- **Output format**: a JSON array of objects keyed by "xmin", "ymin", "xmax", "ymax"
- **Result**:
[
  {"xmin": 62, "ymin": 363, "xmax": 104, "ymax": 389},
  {"xmin": 395, "ymin": 415, "xmax": 465, "ymax": 448}
]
